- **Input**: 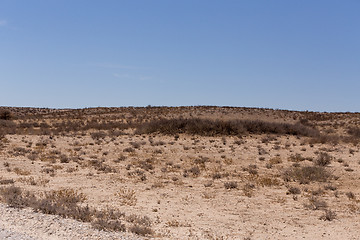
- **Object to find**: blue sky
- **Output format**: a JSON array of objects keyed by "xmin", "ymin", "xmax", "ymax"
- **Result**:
[{"xmin": 0, "ymin": 1, "xmax": 359, "ymax": 112}]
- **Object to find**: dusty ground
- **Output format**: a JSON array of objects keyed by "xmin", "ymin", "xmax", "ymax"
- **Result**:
[{"xmin": 0, "ymin": 106, "xmax": 360, "ymax": 239}]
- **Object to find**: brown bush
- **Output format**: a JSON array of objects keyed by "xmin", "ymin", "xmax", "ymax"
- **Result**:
[
  {"xmin": 0, "ymin": 186, "xmax": 34, "ymax": 208},
  {"xmin": 348, "ymin": 127, "xmax": 360, "ymax": 138},
  {"xmin": 224, "ymin": 181, "xmax": 238, "ymax": 189},
  {"xmin": 129, "ymin": 224, "xmax": 153, "ymax": 236},
  {"xmin": 319, "ymin": 209, "xmax": 336, "ymax": 221},
  {"xmin": 315, "ymin": 152, "xmax": 332, "ymax": 166},
  {"xmin": 304, "ymin": 196, "xmax": 328, "ymax": 210},
  {"xmin": 0, "ymin": 110, "xmax": 12, "ymax": 120},
  {"xmin": 283, "ymin": 166, "xmax": 331, "ymax": 184},
  {"xmin": 135, "ymin": 118, "xmax": 319, "ymax": 137},
  {"xmin": 0, "ymin": 187, "xmax": 132, "ymax": 233}
]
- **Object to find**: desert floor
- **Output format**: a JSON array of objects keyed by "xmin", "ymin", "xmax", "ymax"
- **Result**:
[{"xmin": 0, "ymin": 106, "xmax": 360, "ymax": 239}]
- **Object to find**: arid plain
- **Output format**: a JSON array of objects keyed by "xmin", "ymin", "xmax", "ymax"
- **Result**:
[{"xmin": 1, "ymin": 106, "xmax": 360, "ymax": 239}]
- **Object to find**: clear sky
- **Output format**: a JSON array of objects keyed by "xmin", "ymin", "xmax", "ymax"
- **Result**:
[{"xmin": 1, "ymin": 1, "xmax": 359, "ymax": 112}]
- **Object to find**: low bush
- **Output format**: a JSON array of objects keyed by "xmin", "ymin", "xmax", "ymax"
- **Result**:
[
  {"xmin": 135, "ymin": 118, "xmax": 319, "ymax": 137},
  {"xmin": 0, "ymin": 187, "xmax": 151, "ymax": 235},
  {"xmin": 320, "ymin": 209, "xmax": 336, "ymax": 221},
  {"xmin": 348, "ymin": 127, "xmax": 360, "ymax": 138},
  {"xmin": 0, "ymin": 110, "xmax": 12, "ymax": 120},
  {"xmin": 315, "ymin": 152, "xmax": 332, "ymax": 166},
  {"xmin": 224, "ymin": 181, "xmax": 238, "ymax": 189},
  {"xmin": 283, "ymin": 166, "xmax": 331, "ymax": 184}
]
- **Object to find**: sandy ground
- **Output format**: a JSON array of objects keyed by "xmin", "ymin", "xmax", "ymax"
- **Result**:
[{"xmin": 0, "ymin": 107, "xmax": 360, "ymax": 239}]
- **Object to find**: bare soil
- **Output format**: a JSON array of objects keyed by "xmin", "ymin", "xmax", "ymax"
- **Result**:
[{"xmin": 1, "ymin": 106, "xmax": 360, "ymax": 239}]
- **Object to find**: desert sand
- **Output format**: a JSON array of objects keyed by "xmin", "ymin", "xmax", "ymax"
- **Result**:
[{"xmin": 0, "ymin": 106, "xmax": 360, "ymax": 239}]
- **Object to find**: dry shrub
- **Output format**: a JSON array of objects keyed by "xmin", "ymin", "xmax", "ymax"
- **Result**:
[
  {"xmin": 0, "ymin": 187, "xmax": 133, "ymax": 233},
  {"xmin": 243, "ymin": 183, "xmax": 255, "ymax": 197},
  {"xmin": 0, "ymin": 110, "xmax": 12, "ymax": 120},
  {"xmin": 283, "ymin": 166, "xmax": 331, "ymax": 184},
  {"xmin": 91, "ymin": 218, "xmax": 125, "ymax": 232},
  {"xmin": 90, "ymin": 131, "xmax": 107, "ymax": 140},
  {"xmin": 183, "ymin": 165, "xmax": 201, "ymax": 177},
  {"xmin": 304, "ymin": 196, "xmax": 328, "ymax": 210},
  {"xmin": 348, "ymin": 127, "xmax": 360, "ymax": 138},
  {"xmin": 320, "ymin": 209, "xmax": 336, "ymax": 221},
  {"xmin": 224, "ymin": 181, "xmax": 238, "ymax": 189},
  {"xmin": 123, "ymin": 147, "xmax": 135, "ymax": 153},
  {"xmin": 60, "ymin": 154, "xmax": 70, "ymax": 163},
  {"xmin": 89, "ymin": 159, "xmax": 117, "ymax": 173},
  {"xmin": 115, "ymin": 189, "xmax": 137, "ymax": 206},
  {"xmin": 13, "ymin": 167, "xmax": 31, "ymax": 176},
  {"xmin": 46, "ymin": 188, "xmax": 87, "ymax": 204},
  {"xmin": 0, "ymin": 186, "xmax": 34, "ymax": 208},
  {"xmin": 269, "ymin": 156, "xmax": 282, "ymax": 165},
  {"xmin": 287, "ymin": 186, "xmax": 301, "ymax": 195},
  {"xmin": 346, "ymin": 191, "xmax": 356, "ymax": 200},
  {"xmin": 18, "ymin": 176, "xmax": 49, "ymax": 186},
  {"xmin": 315, "ymin": 152, "xmax": 332, "ymax": 166},
  {"xmin": 256, "ymin": 176, "xmax": 280, "ymax": 187},
  {"xmin": 127, "ymin": 214, "xmax": 153, "ymax": 236},
  {"xmin": 0, "ymin": 179, "xmax": 15, "ymax": 185},
  {"xmin": 309, "ymin": 134, "xmax": 340, "ymax": 145},
  {"xmin": 137, "ymin": 159, "xmax": 154, "ymax": 171},
  {"xmin": 92, "ymin": 208, "xmax": 126, "ymax": 232},
  {"xmin": 129, "ymin": 224, "xmax": 153, "ymax": 236},
  {"xmin": 129, "ymin": 141, "xmax": 141, "ymax": 149},
  {"xmin": 135, "ymin": 118, "xmax": 319, "ymax": 137},
  {"xmin": 0, "ymin": 119, "xmax": 16, "ymax": 135},
  {"xmin": 288, "ymin": 153, "xmax": 307, "ymax": 162}
]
